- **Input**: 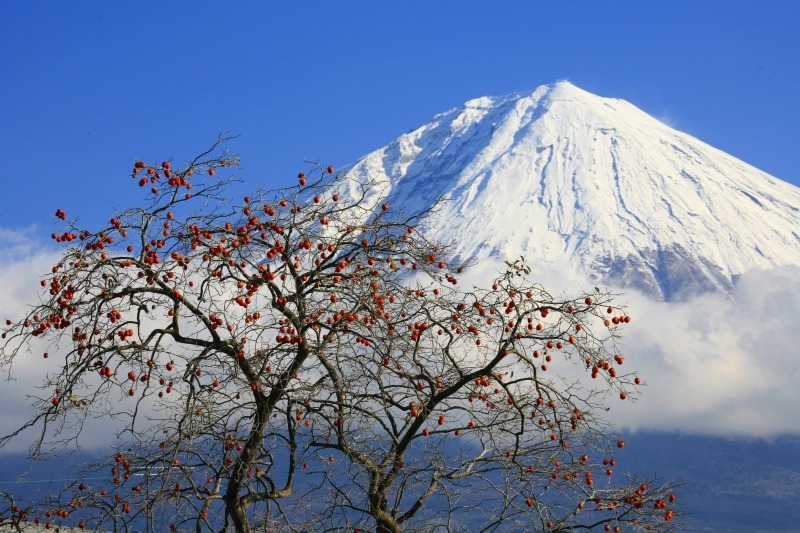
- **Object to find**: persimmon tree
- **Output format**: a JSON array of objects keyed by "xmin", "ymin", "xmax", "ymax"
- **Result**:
[{"xmin": 0, "ymin": 137, "xmax": 681, "ymax": 532}]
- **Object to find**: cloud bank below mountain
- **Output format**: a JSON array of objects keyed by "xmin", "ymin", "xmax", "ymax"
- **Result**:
[{"xmin": 460, "ymin": 256, "xmax": 800, "ymax": 437}]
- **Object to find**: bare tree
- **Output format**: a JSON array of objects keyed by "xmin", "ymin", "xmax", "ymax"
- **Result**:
[{"xmin": 1, "ymin": 138, "xmax": 681, "ymax": 532}]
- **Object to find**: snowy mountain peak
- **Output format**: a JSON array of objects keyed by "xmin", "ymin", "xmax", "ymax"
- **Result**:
[
  {"xmin": 543, "ymin": 79, "xmax": 593, "ymax": 99},
  {"xmin": 342, "ymin": 82, "xmax": 800, "ymax": 301}
]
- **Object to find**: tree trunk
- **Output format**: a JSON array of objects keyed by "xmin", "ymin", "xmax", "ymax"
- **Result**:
[
  {"xmin": 226, "ymin": 503, "xmax": 252, "ymax": 533},
  {"xmin": 371, "ymin": 492, "xmax": 403, "ymax": 533},
  {"xmin": 223, "ymin": 391, "xmax": 269, "ymax": 533},
  {"xmin": 375, "ymin": 512, "xmax": 403, "ymax": 533}
]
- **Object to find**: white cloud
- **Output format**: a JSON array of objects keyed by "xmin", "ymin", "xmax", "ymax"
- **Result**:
[
  {"xmin": 0, "ymin": 229, "xmax": 131, "ymax": 453},
  {"xmin": 0, "ymin": 228, "xmax": 65, "ymax": 452},
  {"xmin": 459, "ymin": 258, "xmax": 800, "ymax": 437},
  {"xmin": 611, "ymin": 265, "xmax": 800, "ymax": 436},
  {"xmin": 2, "ymin": 230, "xmax": 799, "ymax": 456}
]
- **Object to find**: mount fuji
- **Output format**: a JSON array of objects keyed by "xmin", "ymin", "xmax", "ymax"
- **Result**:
[{"xmin": 341, "ymin": 81, "xmax": 800, "ymax": 301}]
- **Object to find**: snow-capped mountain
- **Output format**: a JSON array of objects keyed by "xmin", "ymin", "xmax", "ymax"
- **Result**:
[{"xmin": 341, "ymin": 81, "xmax": 800, "ymax": 300}]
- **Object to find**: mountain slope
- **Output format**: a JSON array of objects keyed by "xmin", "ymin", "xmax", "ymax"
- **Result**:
[{"xmin": 341, "ymin": 81, "xmax": 800, "ymax": 300}]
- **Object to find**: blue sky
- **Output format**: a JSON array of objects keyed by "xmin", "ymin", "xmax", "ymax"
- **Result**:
[{"xmin": 1, "ymin": 1, "xmax": 798, "ymax": 235}]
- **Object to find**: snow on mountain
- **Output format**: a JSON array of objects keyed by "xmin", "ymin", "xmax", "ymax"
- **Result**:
[{"xmin": 341, "ymin": 81, "xmax": 800, "ymax": 301}]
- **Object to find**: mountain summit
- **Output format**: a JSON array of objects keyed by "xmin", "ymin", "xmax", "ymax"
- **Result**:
[{"xmin": 342, "ymin": 81, "xmax": 800, "ymax": 300}]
